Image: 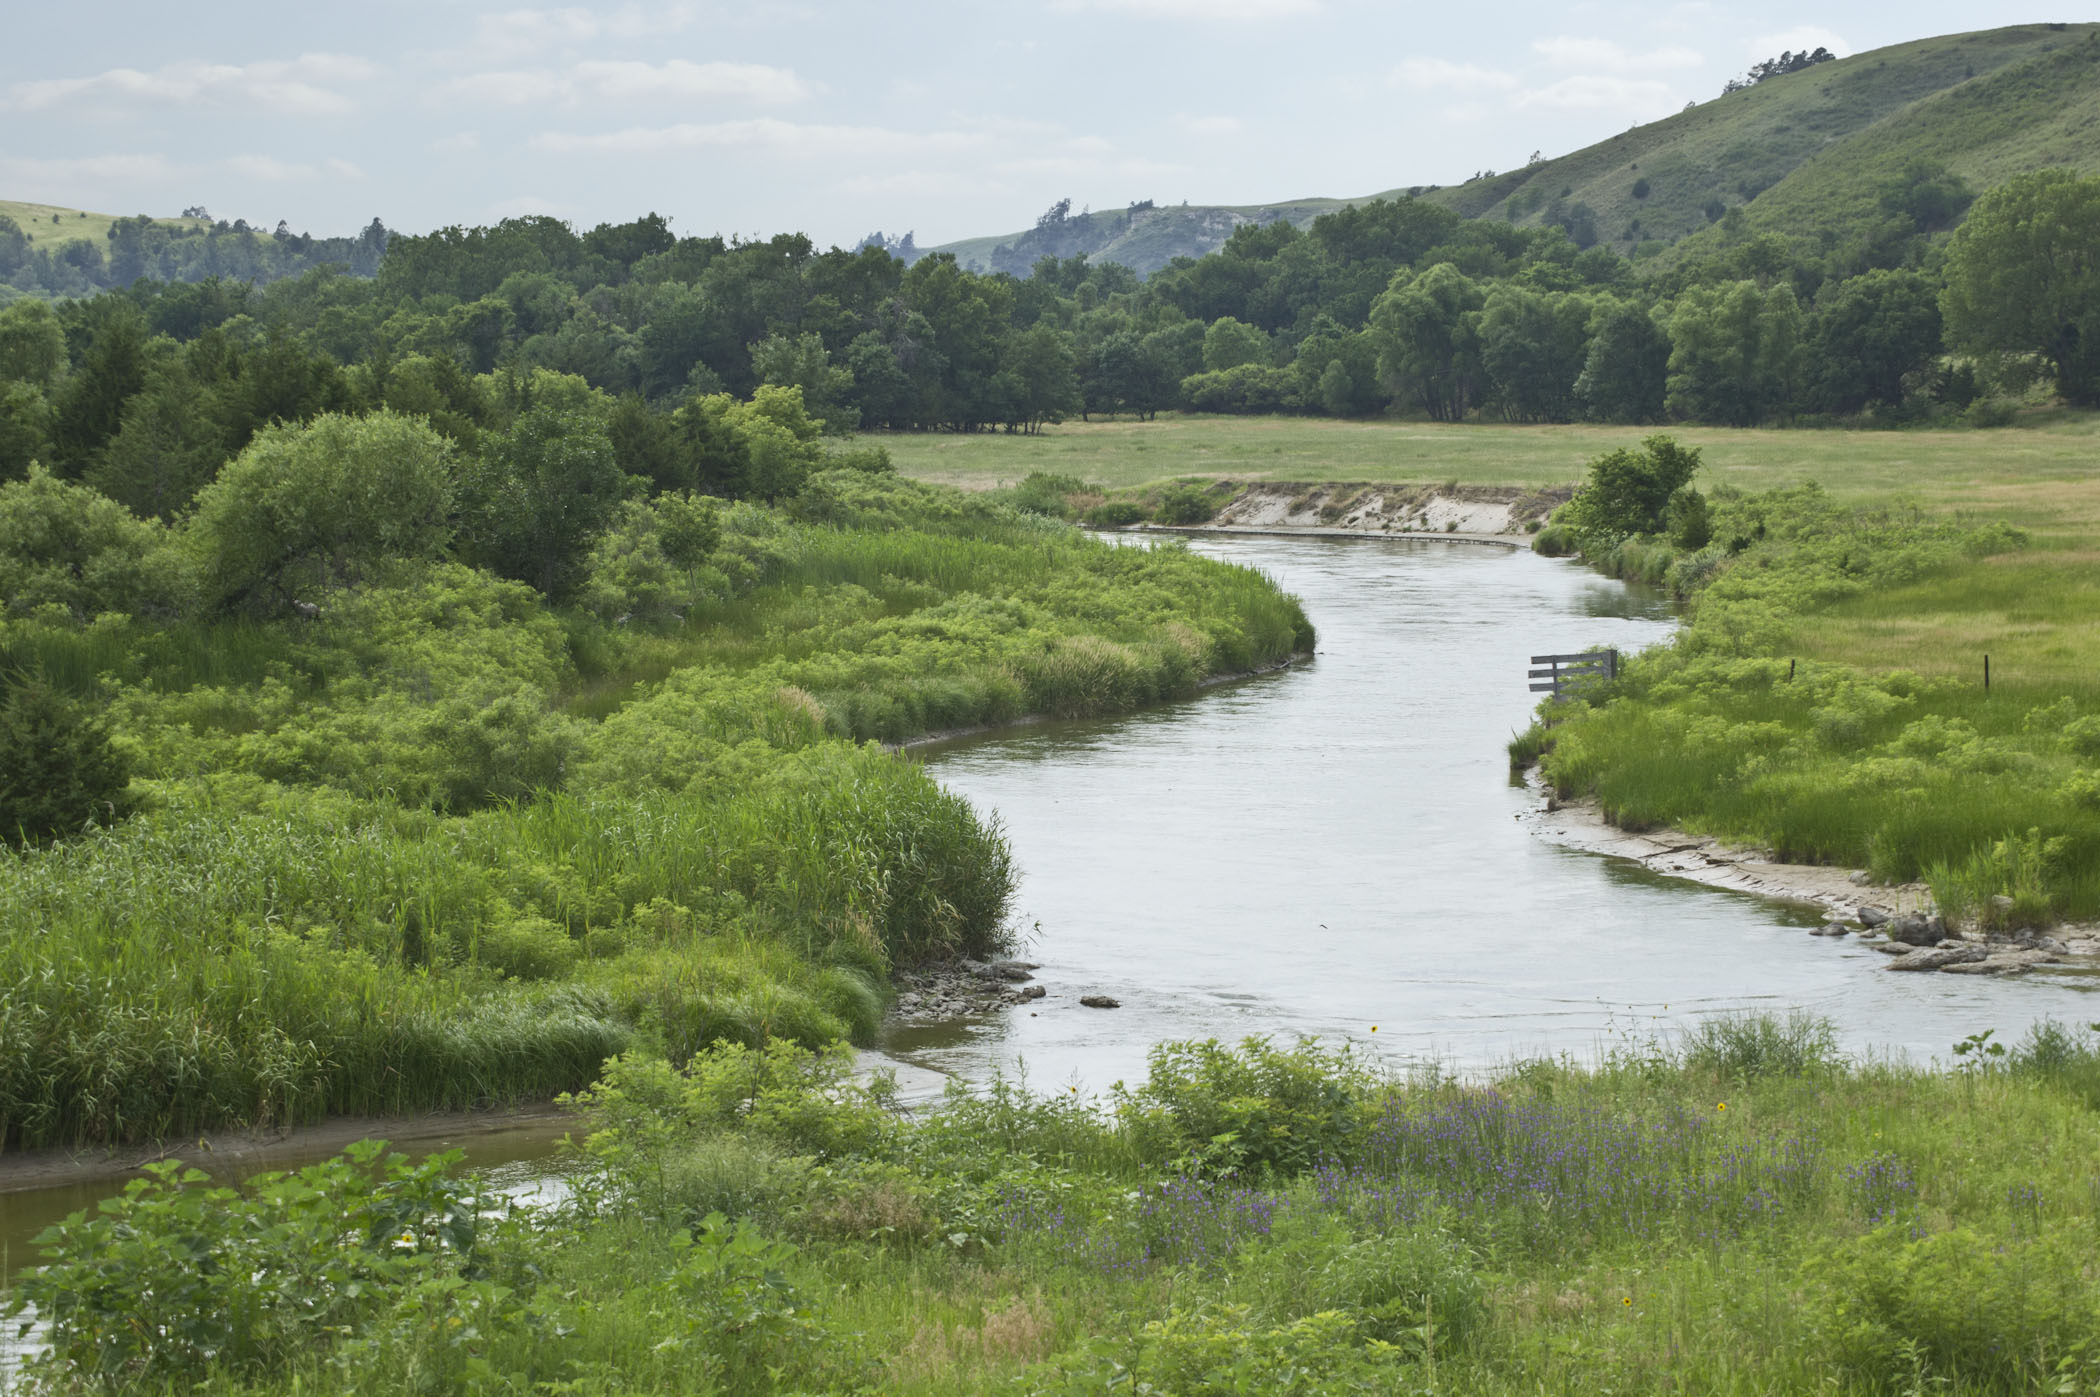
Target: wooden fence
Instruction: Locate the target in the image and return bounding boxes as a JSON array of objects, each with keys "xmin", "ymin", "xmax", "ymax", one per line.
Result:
[{"xmin": 1529, "ymin": 649, "xmax": 1619, "ymax": 696}]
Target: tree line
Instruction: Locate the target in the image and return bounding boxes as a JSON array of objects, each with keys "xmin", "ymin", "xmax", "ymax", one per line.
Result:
[
  {"xmin": 0, "ymin": 214, "xmax": 389, "ymax": 299},
  {"xmin": 0, "ymin": 164, "xmax": 2095, "ymax": 533}
]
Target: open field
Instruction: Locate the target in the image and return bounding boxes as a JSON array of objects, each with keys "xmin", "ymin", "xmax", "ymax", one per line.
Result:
[{"xmin": 886, "ymin": 413, "xmax": 2100, "ymax": 538}]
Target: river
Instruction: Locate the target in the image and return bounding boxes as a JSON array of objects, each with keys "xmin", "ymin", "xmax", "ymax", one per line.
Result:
[
  {"xmin": 6, "ymin": 531, "xmax": 2096, "ymax": 1321},
  {"xmin": 888, "ymin": 532, "xmax": 2100, "ymax": 1089}
]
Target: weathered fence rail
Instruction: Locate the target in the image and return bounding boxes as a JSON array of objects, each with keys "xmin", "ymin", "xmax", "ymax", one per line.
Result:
[{"xmin": 1529, "ymin": 649, "xmax": 1619, "ymax": 696}]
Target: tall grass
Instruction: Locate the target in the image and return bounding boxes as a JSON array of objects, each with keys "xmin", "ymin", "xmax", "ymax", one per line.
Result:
[
  {"xmin": 0, "ymin": 477, "xmax": 1310, "ymax": 1148},
  {"xmin": 1529, "ymin": 486, "xmax": 2100, "ymax": 919},
  {"xmin": 27, "ymin": 1014, "xmax": 2100, "ymax": 1394}
]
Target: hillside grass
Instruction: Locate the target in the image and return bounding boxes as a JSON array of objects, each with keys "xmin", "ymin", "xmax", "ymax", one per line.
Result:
[
  {"xmin": 1468, "ymin": 22, "xmax": 2100, "ymax": 256},
  {"xmin": 20, "ymin": 1020, "xmax": 2100, "ymax": 1393},
  {"xmin": 919, "ymin": 23, "xmax": 2100, "ymax": 272},
  {"xmin": 0, "ymin": 199, "xmax": 209, "ymax": 249}
]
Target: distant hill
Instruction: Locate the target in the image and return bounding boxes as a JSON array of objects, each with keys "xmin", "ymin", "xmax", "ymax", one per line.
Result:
[
  {"xmin": 1, "ymin": 199, "xmax": 212, "ymax": 252},
  {"xmin": 918, "ymin": 21, "xmax": 2100, "ymax": 276}
]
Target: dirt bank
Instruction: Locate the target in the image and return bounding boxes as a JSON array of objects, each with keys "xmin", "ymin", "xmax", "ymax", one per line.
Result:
[{"xmin": 1202, "ymin": 481, "xmax": 1570, "ymax": 543}]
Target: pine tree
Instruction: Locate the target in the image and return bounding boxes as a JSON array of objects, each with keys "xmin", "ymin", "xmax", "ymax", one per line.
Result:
[{"xmin": 0, "ymin": 672, "xmax": 134, "ymax": 845}]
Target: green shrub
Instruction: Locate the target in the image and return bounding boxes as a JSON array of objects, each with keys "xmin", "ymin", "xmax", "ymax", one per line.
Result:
[
  {"xmin": 11, "ymin": 1142, "xmax": 487, "ymax": 1388},
  {"xmin": 1084, "ymin": 500, "xmax": 1148, "ymax": 528},
  {"xmin": 0, "ymin": 668, "xmax": 133, "ymax": 845},
  {"xmin": 1115, "ymin": 1037, "xmax": 1374, "ymax": 1177},
  {"xmin": 1808, "ymin": 1224, "xmax": 2100, "ymax": 1385},
  {"xmin": 1029, "ymin": 1305, "xmax": 1404, "ymax": 1395},
  {"xmin": 1531, "ymin": 522, "xmax": 1579, "ymax": 556},
  {"xmin": 1681, "ymin": 1010, "xmax": 1839, "ymax": 1079},
  {"xmin": 1155, "ymin": 484, "xmax": 1219, "ymax": 525}
]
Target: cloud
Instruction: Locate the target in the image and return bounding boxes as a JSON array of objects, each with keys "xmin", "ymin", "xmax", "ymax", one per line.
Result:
[
  {"xmin": 532, "ymin": 118, "xmax": 988, "ymax": 158},
  {"xmin": 1530, "ymin": 36, "xmax": 1705, "ymax": 73},
  {"xmin": 432, "ymin": 131, "xmax": 482, "ymax": 154},
  {"xmin": 469, "ymin": 4, "xmax": 701, "ymax": 60},
  {"xmin": 1174, "ymin": 113, "xmax": 1243, "ymax": 137},
  {"xmin": 1517, "ymin": 74, "xmax": 1678, "ymax": 113},
  {"xmin": 226, "ymin": 155, "xmax": 318, "ymax": 180},
  {"xmin": 9, "ymin": 54, "xmax": 374, "ymax": 116},
  {"xmin": 571, "ymin": 60, "xmax": 811, "ymax": 103},
  {"xmin": 1748, "ymin": 27, "xmax": 1850, "ymax": 60},
  {"xmin": 838, "ymin": 169, "xmax": 972, "ymax": 197},
  {"xmin": 437, "ymin": 59, "xmax": 809, "ymax": 108},
  {"xmin": 438, "ymin": 70, "xmax": 561, "ymax": 106},
  {"xmin": 484, "ymin": 195, "xmax": 577, "ymax": 219},
  {"xmin": 0, "ymin": 153, "xmax": 185, "ymax": 184},
  {"xmin": 1052, "ymin": 0, "xmax": 1319, "ymax": 19},
  {"xmin": 1390, "ymin": 58, "xmax": 1519, "ymax": 92},
  {"xmin": 325, "ymin": 158, "xmax": 366, "ymax": 179}
]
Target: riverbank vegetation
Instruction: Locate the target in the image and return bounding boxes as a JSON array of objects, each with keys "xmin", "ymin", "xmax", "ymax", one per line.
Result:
[
  {"xmin": 1516, "ymin": 434, "xmax": 2100, "ymax": 926},
  {"xmin": 0, "ymin": 432, "xmax": 1310, "ymax": 1151},
  {"xmin": 15, "ymin": 1014, "xmax": 2100, "ymax": 1393}
]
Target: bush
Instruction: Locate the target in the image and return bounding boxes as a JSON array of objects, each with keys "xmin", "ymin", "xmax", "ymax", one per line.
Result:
[
  {"xmin": 1084, "ymin": 500, "xmax": 1148, "ymax": 528},
  {"xmin": 1531, "ymin": 522, "xmax": 1579, "ymax": 556},
  {"xmin": 1808, "ymin": 1223, "xmax": 2100, "ymax": 1385},
  {"xmin": 1681, "ymin": 1010, "xmax": 1839, "ymax": 1079},
  {"xmin": 1155, "ymin": 484, "xmax": 1219, "ymax": 526},
  {"xmin": 0, "ymin": 669, "xmax": 133, "ymax": 845},
  {"xmin": 0, "ymin": 464, "xmax": 191, "ymax": 620},
  {"xmin": 12, "ymin": 1143, "xmax": 488, "ymax": 1388},
  {"xmin": 188, "ymin": 411, "xmax": 455, "ymax": 613},
  {"xmin": 1114, "ymin": 1037, "xmax": 1374, "ymax": 1178},
  {"xmin": 1561, "ymin": 434, "xmax": 1701, "ymax": 549}
]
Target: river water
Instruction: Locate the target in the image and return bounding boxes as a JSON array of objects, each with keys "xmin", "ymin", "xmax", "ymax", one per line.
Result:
[
  {"xmin": 888, "ymin": 533, "xmax": 2100, "ymax": 1090},
  {"xmin": 7, "ymin": 532, "xmax": 2097, "ymax": 1323}
]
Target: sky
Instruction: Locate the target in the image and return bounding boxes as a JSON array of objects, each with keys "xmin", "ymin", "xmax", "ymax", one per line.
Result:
[{"xmin": 0, "ymin": 2, "xmax": 2055, "ymax": 249}]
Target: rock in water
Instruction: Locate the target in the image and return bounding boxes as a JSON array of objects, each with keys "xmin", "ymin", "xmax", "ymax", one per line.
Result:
[
  {"xmin": 1886, "ymin": 946, "xmax": 1986, "ymax": 972},
  {"xmin": 1079, "ymin": 995, "xmax": 1121, "ymax": 1009},
  {"xmin": 1887, "ymin": 915, "xmax": 1942, "ymax": 947},
  {"xmin": 1858, "ymin": 906, "xmax": 1893, "ymax": 929},
  {"xmin": 1019, "ymin": 985, "xmax": 1046, "ymax": 1000}
]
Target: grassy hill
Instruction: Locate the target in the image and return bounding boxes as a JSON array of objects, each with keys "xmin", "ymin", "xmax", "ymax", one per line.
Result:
[
  {"xmin": 1447, "ymin": 22, "xmax": 2100, "ymax": 258},
  {"xmin": 1, "ymin": 199, "xmax": 212, "ymax": 251},
  {"xmin": 920, "ymin": 21, "xmax": 2100, "ymax": 275}
]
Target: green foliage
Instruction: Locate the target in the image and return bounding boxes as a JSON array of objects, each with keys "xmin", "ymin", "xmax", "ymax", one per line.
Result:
[
  {"xmin": 0, "ymin": 668, "xmax": 133, "ymax": 845},
  {"xmin": 1154, "ymin": 483, "xmax": 1219, "ymax": 525},
  {"xmin": 1943, "ymin": 168, "xmax": 2100, "ymax": 405},
  {"xmin": 0, "ymin": 464, "xmax": 190, "ymax": 620},
  {"xmin": 1084, "ymin": 499, "xmax": 1148, "ymax": 527},
  {"xmin": 188, "ymin": 411, "xmax": 455, "ymax": 613},
  {"xmin": 1808, "ymin": 1223, "xmax": 2100, "ymax": 1385},
  {"xmin": 1559, "ymin": 434, "xmax": 1702, "ymax": 549},
  {"xmin": 12, "ymin": 1142, "xmax": 487, "ymax": 1388},
  {"xmin": 458, "ymin": 404, "xmax": 632, "ymax": 598},
  {"xmin": 1114, "ymin": 1037, "xmax": 1375, "ymax": 1178},
  {"xmin": 23, "ymin": 1013, "xmax": 2100, "ymax": 1394}
]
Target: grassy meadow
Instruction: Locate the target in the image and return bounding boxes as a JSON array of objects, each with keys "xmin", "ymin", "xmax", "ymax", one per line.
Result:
[
  {"xmin": 885, "ymin": 412, "xmax": 2100, "ymax": 523},
  {"xmin": 18, "ymin": 1017, "xmax": 2100, "ymax": 1393}
]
